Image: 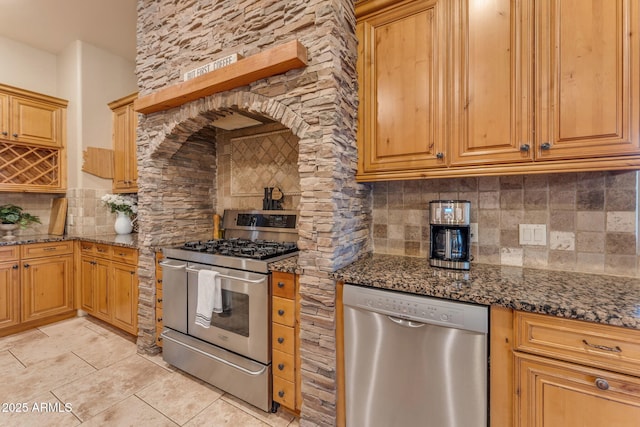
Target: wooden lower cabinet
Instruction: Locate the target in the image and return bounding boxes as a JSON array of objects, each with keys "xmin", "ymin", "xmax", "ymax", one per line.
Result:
[
  {"xmin": 271, "ymin": 271, "xmax": 300, "ymax": 414},
  {"xmin": 515, "ymin": 352, "xmax": 640, "ymax": 427},
  {"xmin": 21, "ymin": 254, "xmax": 73, "ymax": 322},
  {"xmin": 0, "ymin": 246, "xmax": 20, "ymax": 329},
  {"xmin": 78, "ymin": 241, "xmax": 138, "ymax": 335}
]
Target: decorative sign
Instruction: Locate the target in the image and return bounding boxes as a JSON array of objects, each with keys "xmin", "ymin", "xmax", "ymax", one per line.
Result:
[{"xmin": 183, "ymin": 53, "xmax": 241, "ymax": 81}]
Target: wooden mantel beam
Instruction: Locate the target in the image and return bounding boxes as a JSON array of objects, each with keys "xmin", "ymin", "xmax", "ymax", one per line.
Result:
[{"xmin": 133, "ymin": 40, "xmax": 308, "ymax": 115}]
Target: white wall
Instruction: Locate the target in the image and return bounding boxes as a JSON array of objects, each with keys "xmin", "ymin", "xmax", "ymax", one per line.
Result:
[{"xmin": 0, "ymin": 35, "xmax": 58, "ymax": 96}]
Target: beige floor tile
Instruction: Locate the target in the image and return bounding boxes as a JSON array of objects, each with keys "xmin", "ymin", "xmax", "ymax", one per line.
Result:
[
  {"xmin": 0, "ymin": 349, "xmax": 25, "ymax": 372},
  {"xmin": 72, "ymin": 332, "xmax": 137, "ymax": 369},
  {"xmin": 79, "ymin": 395, "xmax": 177, "ymax": 427},
  {"xmin": 52, "ymin": 354, "xmax": 172, "ymax": 421},
  {"xmin": 221, "ymin": 394, "xmax": 295, "ymax": 427},
  {"xmin": 140, "ymin": 351, "xmax": 178, "ymax": 372},
  {"xmin": 0, "ymin": 328, "xmax": 47, "ymax": 353},
  {"xmin": 0, "ymin": 352, "xmax": 95, "ymax": 403},
  {"xmin": 184, "ymin": 399, "xmax": 270, "ymax": 427},
  {"xmin": 136, "ymin": 370, "xmax": 224, "ymax": 425},
  {"xmin": 0, "ymin": 391, "xmax": 80, "ymax": 427}
]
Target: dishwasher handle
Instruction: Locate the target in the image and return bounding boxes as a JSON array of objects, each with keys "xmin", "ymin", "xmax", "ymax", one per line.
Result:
[{"xmin": 387, "ymin": 316, "xmax": 426, "ymax": 328}]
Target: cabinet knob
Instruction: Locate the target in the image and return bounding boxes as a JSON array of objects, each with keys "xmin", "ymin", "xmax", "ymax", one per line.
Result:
[
  {"xmin": 277, "ymin": 281, "xmax": 285, "ymax": 288},
  {"xmin": 520, "ymin": 144, "xmax": 530, "ymax": 152},
  {"xmin": 540, "ymin": 142, "xmax": 552, "ymax": 150},
  {"xmin": 278, "ymin": 363, "xmax": 285, "ymax": 371},
  {"xmin": 1, "ymin": 131, "xmax": 7, "ymax": 136},
  {"xmin": 278, "ymin": 309, "xmax": 285, "ymax": 316},
  {"xmin": 157, "ymin": 279, "xmax": 162, "ymax": 283},
  {"xmin": 595, "ymin": 378, "xmax": 610, "ymax": 391},
  {"xmin": 278, "ymin": 390, "xmax": 285, "ymax": 398},
  {"xmin": 436, "ymin": 152, "xmax": 444, "ymax": 159},
  {"xmin": 12, "ymin": 264, "xmax": 19, "ymax": 269},
  {"xmin": 157, "ymin": 317, "xmax": 163, "ymax": 322},
  {"xmin": 12, "ymin": 133, "xmax": 18, "ymax": 138},
  {"xmin": 157, "ymin": 298, "xmax": 163, "ymax": 303},
  {"xmin": 23, "ymin": 263, "xmax": 30, "ymax": 268},
  {"xmin": 277, "ymin": 337, "xmax": 285, "ymax": 344}
]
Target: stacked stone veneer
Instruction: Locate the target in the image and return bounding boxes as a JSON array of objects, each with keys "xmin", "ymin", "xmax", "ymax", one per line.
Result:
[{"xmin": 135, "ymin": 1, "xmax": 369, "ymax": 426}]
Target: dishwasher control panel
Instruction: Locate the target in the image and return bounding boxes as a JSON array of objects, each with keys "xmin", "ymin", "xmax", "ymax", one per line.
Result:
[{"xmin": 343, "ymin": 284, "xmax": 488, "ymax": 333}]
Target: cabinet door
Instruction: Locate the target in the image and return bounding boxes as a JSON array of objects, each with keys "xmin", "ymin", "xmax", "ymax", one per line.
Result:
[
  {"xmin": 112, "ymin": 101, "xmax": 138, "ymax": 193},
  {"xmin": 357, "ymin": 0, "xmax": 447, "ymax": 176},
  {"xmin": 21, "ymin": 255, "xmax": 73, "ymax": 322},
  {"xmin": 536, "ymin": 0, "xmax": 640, "ymax": 160},
  {"xmin": 94, "ymin": 258, "xmax": 111, "ymax": 322},
  {"xmin": 79, "ymin": 257, "xmax": 95, "ymax": 313},
  {"xmin": 111, "ymin": 262, "xmax": 138, "ymax": 335},
  {"xmin": 0, "ymin": 260, "xmax": 20, "ymax": 329},
  {"xmin": 0, "ymin": 93, "xmax": 8, "ymax": 140},
  {"xmin": 450, "ymin": 0, "xmax": 533, "ymax": 166},
  {"xmin": 516, "ymin": 352, "xmax": 640, "ymax": 427},
  {"xmin": 10, "ymin": 96, "xmax": 63, "ymax": 147}
]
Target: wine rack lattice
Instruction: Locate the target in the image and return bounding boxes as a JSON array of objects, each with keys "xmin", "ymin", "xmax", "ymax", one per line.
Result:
[{"xmin": 0, "ymin": 141, "xmax": 60, "ymax": 187}]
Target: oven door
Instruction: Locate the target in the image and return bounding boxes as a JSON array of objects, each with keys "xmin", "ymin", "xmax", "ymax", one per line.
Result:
[{"xmin": 186, "ymin": 263, "xmax": 270, "ymax": 364}]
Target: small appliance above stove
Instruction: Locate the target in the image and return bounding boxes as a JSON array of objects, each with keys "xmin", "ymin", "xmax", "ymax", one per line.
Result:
[{"xmin": 163, "ymin": 210, "xmax": 299, "ymax": 273}]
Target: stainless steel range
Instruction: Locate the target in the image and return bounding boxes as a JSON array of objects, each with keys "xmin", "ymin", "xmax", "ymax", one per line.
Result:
[{"xmin": 160, "ymin": 210, "xmax": 298, "ymax": 412}]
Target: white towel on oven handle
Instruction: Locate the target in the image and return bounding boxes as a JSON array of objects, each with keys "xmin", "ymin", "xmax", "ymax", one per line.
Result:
[{"xmin": 195, "ymin": 269, "xmax": 222, "ymax": 328}]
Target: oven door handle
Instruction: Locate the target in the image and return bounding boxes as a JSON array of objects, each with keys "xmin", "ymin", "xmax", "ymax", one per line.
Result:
[
  {"xmin": 185, "ymin": 267, "xmax": 266, "ymax": 284},
  {"xmin": 160, "ymin": 332, "xmax": 268, "ymax": 376},
  {"xmin": 159, "ymin": 261, "xmax": 187, "ymax": 269}
]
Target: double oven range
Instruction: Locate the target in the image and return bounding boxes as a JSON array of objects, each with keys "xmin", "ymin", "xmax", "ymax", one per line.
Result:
[{"xmin": 160, "ymin": 210, "xmax": 299, "ymax": 412}]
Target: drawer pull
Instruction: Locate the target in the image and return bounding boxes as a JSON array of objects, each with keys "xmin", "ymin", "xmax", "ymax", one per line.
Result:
[
  {"xmin": 278, "ymin": 363, "xmax": 285, "ymax": 371},
  {"xmin": 277, "ymin": 337, "xmax": 285, "ymax": 344},
  {"xmin": 277, "ymin": 281, "xmax": 285, "ymax": 288},
  {"xmin": 278, "ymin": 309, "xmax": 285, "ymax": 316},
  {"xmin": 582, "ymin": 339, "xmax": 622, "ymax": 353},
  {"xmin": 595, "ymin": 378, "xmax": 610, "ymax": 391},
  {"xmin": 278, "ymin": 390, "xmax": 285, "ymax": 398}
]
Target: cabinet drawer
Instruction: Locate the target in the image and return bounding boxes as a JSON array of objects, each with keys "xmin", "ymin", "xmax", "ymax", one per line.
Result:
[
  {"xmin": 0, "ymin": 245, "xmax": 19, "ymax": 261},
  {"xmin": 273, "ymin": 376, "xmax": 296, "ymax": 409},
  {"xmin": 78, "ymin": 241, "xmax": 95, "ymax": 255},
  {"xmin": 21, "ymin": 241, "xmax": 73, "ymax": 258},
  {"xmin": 273, "ymin": 349, "xmax": 295, "ymax": 382},
  {"xmin": 272, "ymin": 323, "xmax": 295, "ymax": 354},
  {"xmin": 272, "ymin": 272, "xmax": 295, "ymax": 299},
  {"xmin": 272, "ymin": 296, "xmax": 295, "ymax": 327},
  {"xmin": 515, "ymin": 311, "xmax": 640, "ymax": 377},
  {"xmin": 111, "ymin": 246, "xmax": 138, "ymax": 265},
  {"xmin": 94, "ymin": 244, "xmax": 112, "ymax": 258}
]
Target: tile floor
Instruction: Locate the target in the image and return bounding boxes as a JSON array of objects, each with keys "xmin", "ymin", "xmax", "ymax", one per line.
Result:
[{"xmin": 0, "ymin": 316, "xmax": 299, "ymax": 426}]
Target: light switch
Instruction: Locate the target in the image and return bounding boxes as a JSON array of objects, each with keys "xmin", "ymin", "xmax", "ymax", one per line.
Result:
[{"xmin": 519, "ymin": 224, "xmax": 547, "ymax": 246}]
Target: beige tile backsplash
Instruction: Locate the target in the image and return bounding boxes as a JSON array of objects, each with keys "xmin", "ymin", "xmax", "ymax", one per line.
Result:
[{"xmin": 371, "ymin": 171, "xmax": 640, "ymax": 277}]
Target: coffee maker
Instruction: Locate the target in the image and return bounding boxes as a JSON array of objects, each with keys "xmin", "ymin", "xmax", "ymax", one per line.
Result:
[{"xmin": 429, "ymin": 200, "xmax": 471, "ymax": 270}]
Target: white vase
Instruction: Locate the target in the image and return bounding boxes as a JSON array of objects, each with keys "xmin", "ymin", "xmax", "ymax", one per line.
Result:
[
  {"xmin": 114, "ymin": 211, "xmax": 133, "ymax": 235},
  {"xmin": 0, "ymin": 223, "xmax": 19, "ymax": 240}
]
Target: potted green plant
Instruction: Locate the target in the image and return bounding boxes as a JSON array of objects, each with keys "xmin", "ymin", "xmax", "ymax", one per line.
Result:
[{"xmin": 0, "ymin": 204, "xmax": 41, "ymax": 240}]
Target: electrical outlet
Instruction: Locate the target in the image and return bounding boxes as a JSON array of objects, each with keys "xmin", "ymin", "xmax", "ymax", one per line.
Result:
[
  {"xmin": 470, "ymin": 223, "xmax": 478, "ymax": 243},
  {"xmin": 519, "ymin": 224, "xmax": 547, "ymax": 246},
  {"xmin": 68, "ymin": 214, "xmax": 74, "ymax": 226}
]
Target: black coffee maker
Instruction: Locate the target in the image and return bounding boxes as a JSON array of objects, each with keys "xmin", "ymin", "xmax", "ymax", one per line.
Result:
[{"xmin": 429, "ymin": 200, "xmax": 471, "ymax": 270}]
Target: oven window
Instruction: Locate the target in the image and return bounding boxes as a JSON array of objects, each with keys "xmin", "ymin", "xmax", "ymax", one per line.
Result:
[{"xmin": 210, "ymin": 289, "xmax": 249, "ymax": 337}]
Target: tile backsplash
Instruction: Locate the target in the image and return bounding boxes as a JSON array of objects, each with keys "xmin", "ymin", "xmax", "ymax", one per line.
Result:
[{"xmin": 371, "ymin": 171, "xmax": 640, "ymax": 277}]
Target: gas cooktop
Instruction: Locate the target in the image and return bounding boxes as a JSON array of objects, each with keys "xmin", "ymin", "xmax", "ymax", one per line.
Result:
[{"xmin": 180, "ymin": 238, "xmax": 298, "ymax": 260}]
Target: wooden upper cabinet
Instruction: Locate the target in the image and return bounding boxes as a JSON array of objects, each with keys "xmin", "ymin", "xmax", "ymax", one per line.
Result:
[
  {"xmin": 356, "ymin": 0, "xmax": 447, "ymax": 177},
  {"xmin": 10, "ymin": 96, "xmax": 64, "ymax": 147},
  {"xmin": 0, "ymin": 93, "xmax": 8, "ymax": 140},
  {"xmin": 535, "ymin": 0, "xmax": 640, "ymax": 160},
  {"xmin": 109, "ymin": 92, "xmax": 138, "ymax": 193},
  {"xmin": 449, "ymin": 0, "xmax": 533, "ymax": 166}
]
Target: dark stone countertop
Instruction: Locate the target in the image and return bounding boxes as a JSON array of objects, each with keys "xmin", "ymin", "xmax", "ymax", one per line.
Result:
[
  {"xmin": 269, "ymin": 255, "xmax": 299, "ymax": 274},
  {"xmin": 331, "ymin": 253, "xmax": 640, "ymax": 330},
  {"xmin": 0, "ymin": 233, "xmax": 139, "ymax": 249}
]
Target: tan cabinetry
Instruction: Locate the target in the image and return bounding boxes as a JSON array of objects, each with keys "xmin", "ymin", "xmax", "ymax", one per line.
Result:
[
  {"xmin": 0, "ymin": 83, "xmax": 68, "ymax": 192},
  {"xmin": 155, "ymin": 250, "xmax": 163, "ymax": 347},
  {"xmin": 78, "ymin": 241, "xmax": 138, "ymax": 335},
  {"xmin": 355, "ymin": 0, "xmax": 640, "ymax": 181},
  {"xmin": 109, "ymin": 92, "xmax": 138, "ymax": 193},
  {"xmin": 514, "ymin": 311, "xmax": 640, "ymax": 426},
  {"xmin": 271, "ymin": 271, "xmax": 301, "ymax": 413},
  {"xmin": 0, "ymin": 246, "xmax": 20, "ymax": 329}
]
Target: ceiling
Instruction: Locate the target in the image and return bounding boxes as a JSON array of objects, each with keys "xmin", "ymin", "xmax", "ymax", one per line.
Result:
[{"xmin": 0, "ymin": 0, "xmax": 137, "ymax": 62}]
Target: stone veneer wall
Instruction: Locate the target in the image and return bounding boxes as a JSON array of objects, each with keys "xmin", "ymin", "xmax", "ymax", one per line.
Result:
[
  {"xmin": 372, "ymin": 171, "xmax": 640, "ymax": 277},
  {"xmin": 135, "ymin": 2, "xmax": 367, "ymax": 426}
]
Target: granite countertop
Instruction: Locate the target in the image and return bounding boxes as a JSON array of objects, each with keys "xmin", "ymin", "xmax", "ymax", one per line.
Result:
[
  {"xmin": 269, "ymin": 255, "xmax": 300, "ymax": 274},
  {"xmin": 0, "ymin": 233, "xmax": 139, "ymax": 248},
  {"xmin": 331, "ymin": 253, "xmax": 640, "ymax": 330}
]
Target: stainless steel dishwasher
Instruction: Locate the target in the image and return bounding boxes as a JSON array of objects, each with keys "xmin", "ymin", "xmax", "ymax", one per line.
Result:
[{"xmin": 343, "ymin": 284, "xmax": 489, "ymax": 427}]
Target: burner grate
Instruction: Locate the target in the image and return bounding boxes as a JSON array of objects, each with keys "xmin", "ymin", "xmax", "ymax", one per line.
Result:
[{"xmin": 179, "ymin": 238, "xmax": 298, "ymax": 260}]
